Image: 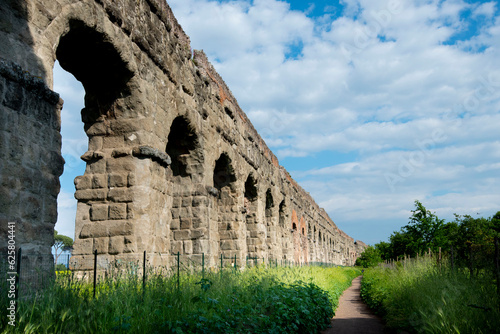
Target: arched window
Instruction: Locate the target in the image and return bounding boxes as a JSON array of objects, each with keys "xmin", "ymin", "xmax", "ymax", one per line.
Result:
[
  {"xmin": 166, "ymin": 116, "xmax": 199, "ymax": 177},
  {"xmin": 244, "ymin": 174, "xmax": 258, "ymax": 201},
  {"xmin": 265, "ymin": 189, "xmax": 274, "ymax": 210},
  {"xmin": 213, "ymin": 153, "xmax": 236, "ymax": 190}
]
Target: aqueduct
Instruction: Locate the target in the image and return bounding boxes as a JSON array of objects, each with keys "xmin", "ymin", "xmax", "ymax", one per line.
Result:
[{"xmin": 0, "ymin": 0, "xmax": 366, "ymax": 276}]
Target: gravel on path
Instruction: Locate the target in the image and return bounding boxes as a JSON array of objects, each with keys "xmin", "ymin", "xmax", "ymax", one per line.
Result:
[{"xmin": 322, "ymin": 276, "xmax": 385, "ymax": 334}]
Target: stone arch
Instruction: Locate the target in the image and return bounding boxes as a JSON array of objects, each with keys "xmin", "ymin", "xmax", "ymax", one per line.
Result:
[
  {"xmin": 166, "ymin": 116, "xmax": 202, "ymax": 178},
  {"xmin": 244, "ymin": 174, "xmax": 258, "ymax": 202},
  {"xmin": 213, "ymin": 153, "xmax": 238, "ymax": 261},
  {"xmin": 213, "ymin": 153, "xmax": 236, "ymax": 191},
  {"xmin": 55, "ymin": 18, "xmax": 143, "ymax": 271},
  {"xmin": 278, "ymin": 200, "xmax": 287, "ymax": 227},
  {"xmin": 244, "ymin": 174, "xmax": 262, "ymax": 260},
  {"xmin": 56, "ymin": 19, "xmax": 134, "ymax": 126},
  {"xmin": 264, "ymin": 188, "xmax": 278, "ymax": 258},
  {"xmin": 278, "ymin": 199, "xmax": 291, "ymax": 260},
  {"xmin": 265, "ymin": 189, "xmax": 274, "ymax": 210}
]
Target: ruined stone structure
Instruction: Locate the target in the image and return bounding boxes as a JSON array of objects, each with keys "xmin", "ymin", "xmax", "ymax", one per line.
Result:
[{"xmin": 0, "ymin": 0, "xmax": 366, "ymax": 275}]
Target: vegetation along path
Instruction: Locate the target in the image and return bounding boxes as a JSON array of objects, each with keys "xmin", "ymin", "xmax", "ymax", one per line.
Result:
[{"xmin": 323, "ymin": 276, "xmax": 384, "ymax": 334}]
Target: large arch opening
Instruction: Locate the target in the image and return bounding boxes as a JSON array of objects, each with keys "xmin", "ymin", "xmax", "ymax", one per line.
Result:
[
  {"xmin": 244, "ymin": 174, "xmax": 260, "ymax": 259},
  {"xmin": 213, "ymin": 153, "xmax": 236, "ymax": 191},
  {"xmin": 166, "ymin": 116, "xmax": 200, "ymax": 178},
  {"xmin": 54, "ymin": 20, "xmax": 135, "ymax": 270},
  {"xmin": 213, "ymin": 153, "xmax": 238, "ymax": 261},
  {"xmin": 56, "ymin": 19, "xmax": 133, "ymax": 127},
  {"xmin": 53, "ymin": 61, "xmax": 86, "ymax": 267}
]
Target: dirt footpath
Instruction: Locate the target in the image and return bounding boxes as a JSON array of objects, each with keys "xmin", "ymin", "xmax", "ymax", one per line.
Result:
[{"xmin": 322, "ymin": 276, "xmax": 385, "ymax": 334}]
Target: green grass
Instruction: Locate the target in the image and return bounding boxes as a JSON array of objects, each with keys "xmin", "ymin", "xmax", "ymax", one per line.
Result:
[
  {"xmin": 361, "ymin": 257, "xmax": 500, "ymax": 333},
  {"xmin": 1, "ymin": 265, "xmax": 360, "ymax": 333}
]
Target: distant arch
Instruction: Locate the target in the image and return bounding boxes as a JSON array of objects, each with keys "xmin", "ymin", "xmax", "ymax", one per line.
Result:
[
  {"xmin": 166, "ymin": 116, "xmax": 200, "ymax": 177},
  {"xmin": 213, "ymin": 153, "xmax": 236, "ymax": 190},
  {"xmin": 244, "ymin": 174, "xmax": 258, "ymax": 201}
]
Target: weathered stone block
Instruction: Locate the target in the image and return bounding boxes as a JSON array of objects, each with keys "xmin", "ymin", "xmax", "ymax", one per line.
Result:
[
  {"xmin": 108, "ymin": 173, "xmax": 126, "ymax": 187},
  {"xmin": 108, "ymin": 236, "xmax": 125, "ymax": 254},
  {"xmin": 191, "ymin": 228, "xmax": 206, "ymax": 239},
  {"xmin": 72, "ymin": 238, "xmax": 92, "ymax": 254},
  {"xmin": 180, "ymin": 218, "xmax": 192, "ymax": 230},
  {"xmin": 220, "ymin": 240, "xmax": 233, "ymax": 250},
  {"xmin": 127, "ymin": 173, "xmax": 136, "ymax": 186},
  {"xmin": 107, "ymin": 221, "xmax": 134, "ymax": 236},
  {"xmin": 178, "ymin": 207, "xmax": 191, "ymax": 218},
  {"xmin": 170, "ymin": 219, "xmax": 180, "ymax": 230},
  {"xmin": 191, "ymin": 207, "xmax": 206, "ymax": 218},
  {"xmin": 171, "ymin": 241, "xmax": 182, "ymax": 254},
  {"xmin": 192, "ymin": 196, "xmax": 207, "ymax": 207},
  {"xmin": 93, "ymin": 237, "xmax": 109, "ymax": 254},
  {"xmin": 183, "ymin": 240, "xmax": 193, "ymax": 254},
  {"xmin": 172, "ymin": 197, "xmax": 181, "ymax": 208},
  {"xmin": 75, "ymin": 189, "xmax": 107, "ymax": 201},
  {"xmin": 193, "ymin": 240, "xmax": 209, "ymax": 254},
  {"xmin": 90, "ymin": 204, "xmax": 108, "ymax": 221},
  {"xmin": 71, "ymin": 175, "xmax": 92, "ymax": 190},
  {"xmin": 181, "ymin": 197, "xmax": 191, "ymax": 207},
  {"xmin": 92, "ymin": 174, "xmax": 107, "ymax": 189},
  {"xmin": 109, "ymin": 203, "xmax": 127, "ymax": 220},
  {"xmin": 192, "ymin": 218, "xmax": 204, "ymax": 228},
  {"xmin": 102, "ymin": 135, "xmax": 124, "ymax": 149},
  {"xmin": 108, "ymin": 188, "xmax": 133, "ymax": 202},
  {"xmin": 171, "ymin": 208, "xmax": 180, "ymax": 219},
  {"xmin": 174, "ymin": 230, "xmax": 190, "ymax": 240}
]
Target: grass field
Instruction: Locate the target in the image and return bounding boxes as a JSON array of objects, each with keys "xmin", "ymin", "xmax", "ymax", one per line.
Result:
[
  {"xmin": 361, "ymin": 257, "xmax": 500, "ymax": 333},
  {"xmin": 1, "ymin": 265, "xmax": 360, "ymax": 333}
]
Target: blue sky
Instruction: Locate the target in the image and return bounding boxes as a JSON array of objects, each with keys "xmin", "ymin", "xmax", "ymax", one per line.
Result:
[{"xmin": 54, "ymin": 0, "xmax": 500, "ymax": 246}]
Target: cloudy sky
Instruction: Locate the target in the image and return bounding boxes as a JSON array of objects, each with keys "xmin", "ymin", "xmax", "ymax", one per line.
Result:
[{"xmin": 54, "ymin": 0, "xmax": 500, "ymax": 246}]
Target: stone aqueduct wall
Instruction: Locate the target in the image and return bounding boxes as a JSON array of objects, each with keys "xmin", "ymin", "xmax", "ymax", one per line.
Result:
[{"xmin": 0, "ymin": 0, "xmax": 366, "ymax": 274}]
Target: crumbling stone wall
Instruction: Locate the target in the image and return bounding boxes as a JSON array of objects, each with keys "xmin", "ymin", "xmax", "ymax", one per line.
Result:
[{"xmin": 0, "ymin": 0, "xmax": 366, "ymax": 274}]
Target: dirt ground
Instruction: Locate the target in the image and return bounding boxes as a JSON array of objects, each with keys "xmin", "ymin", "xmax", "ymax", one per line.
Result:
[{"xmin": 322, "ymin": 276, "xmax": 385, "ymax": 334}]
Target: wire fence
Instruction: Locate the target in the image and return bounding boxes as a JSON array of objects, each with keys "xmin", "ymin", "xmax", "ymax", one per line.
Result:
[{"xmin": 0, "ymin": 249, "xmax": 342, "ymax": 299}]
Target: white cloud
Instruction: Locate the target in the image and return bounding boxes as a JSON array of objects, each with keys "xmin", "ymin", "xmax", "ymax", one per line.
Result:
[
  {"xmin": 48, "ymin": 0, "xmax": 500, "ymax": 246},
  {"xmin": 165, "ymin": 0, "xmax": 500, "ymax": 244}
]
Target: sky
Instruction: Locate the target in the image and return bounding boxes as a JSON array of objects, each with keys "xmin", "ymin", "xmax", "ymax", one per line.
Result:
[{"xmin": 54, "ymin": 0, "xmax": 500, "ymax": 246}]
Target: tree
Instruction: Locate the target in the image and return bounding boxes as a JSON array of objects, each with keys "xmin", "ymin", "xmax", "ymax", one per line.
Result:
[
  {"xmin": 402, "ymin": 200, "xmax": 446, "ymax": 256},
  {"xmin": 355, "ymin": 246, "xmax": 382, "ymax": 268},
  {"xmin": 53, "ymin": 230, "xmax": 73, "ymax": 265}
]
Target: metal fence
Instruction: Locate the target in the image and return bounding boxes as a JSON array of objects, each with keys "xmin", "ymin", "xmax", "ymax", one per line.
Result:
[{"xmin": 0, "ymin": 249, "xmax": 342, "ymax": 299}]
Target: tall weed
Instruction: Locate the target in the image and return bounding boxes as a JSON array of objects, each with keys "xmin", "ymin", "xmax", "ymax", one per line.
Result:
[
  {"xmin": 1, "ymin": 265, "xmax": 359, "ymax": 333},
  {"xmin": 361, "ymin": 257, "xmax": 500, "ymax": 333}
]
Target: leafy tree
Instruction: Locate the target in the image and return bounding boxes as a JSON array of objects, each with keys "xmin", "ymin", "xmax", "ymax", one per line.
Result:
[
  {"xmin": 374, "ymin": 241, "xmax": 392, "ymax": 261},
  {"xmin": 402, "ymin": 200, "xmax": 446, "ymax": 256},
  {"xmin": 53, "ymin": 230, "xmax": 73, "ymax": 265},
  {"xmin": 388, "ymin": 231, "xmax": 413, "ymax": 259},
  {"xmin": 355, "ymin": 246, "xmax": 382, "ymax": 268}
]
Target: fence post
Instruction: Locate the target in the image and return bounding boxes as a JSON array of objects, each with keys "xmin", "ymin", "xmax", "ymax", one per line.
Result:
[
  {"xmin": 93, "ymin": 249, "xmax": 97, "ymax": 298},
  {"xmin": 220, "ymin": 253, "xmax": 223, "ymax": 279},
  {"xmin": 15, "ymin": 248, "xmax": 22, "ymax": 300},
  {"xmin": 176, "ymin": 252, "xmax": 180, "ymax": 292},
  {"xmin": 234, "ymin": 254, "xmax": 237, "ymax": 273},
  {"xmin": 143, "ymin": 250, "xmax": 146, "ymax": 296},
  {"xmin": 202, "ymin": 253, "xmax": 205, "ymax": 279}
]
